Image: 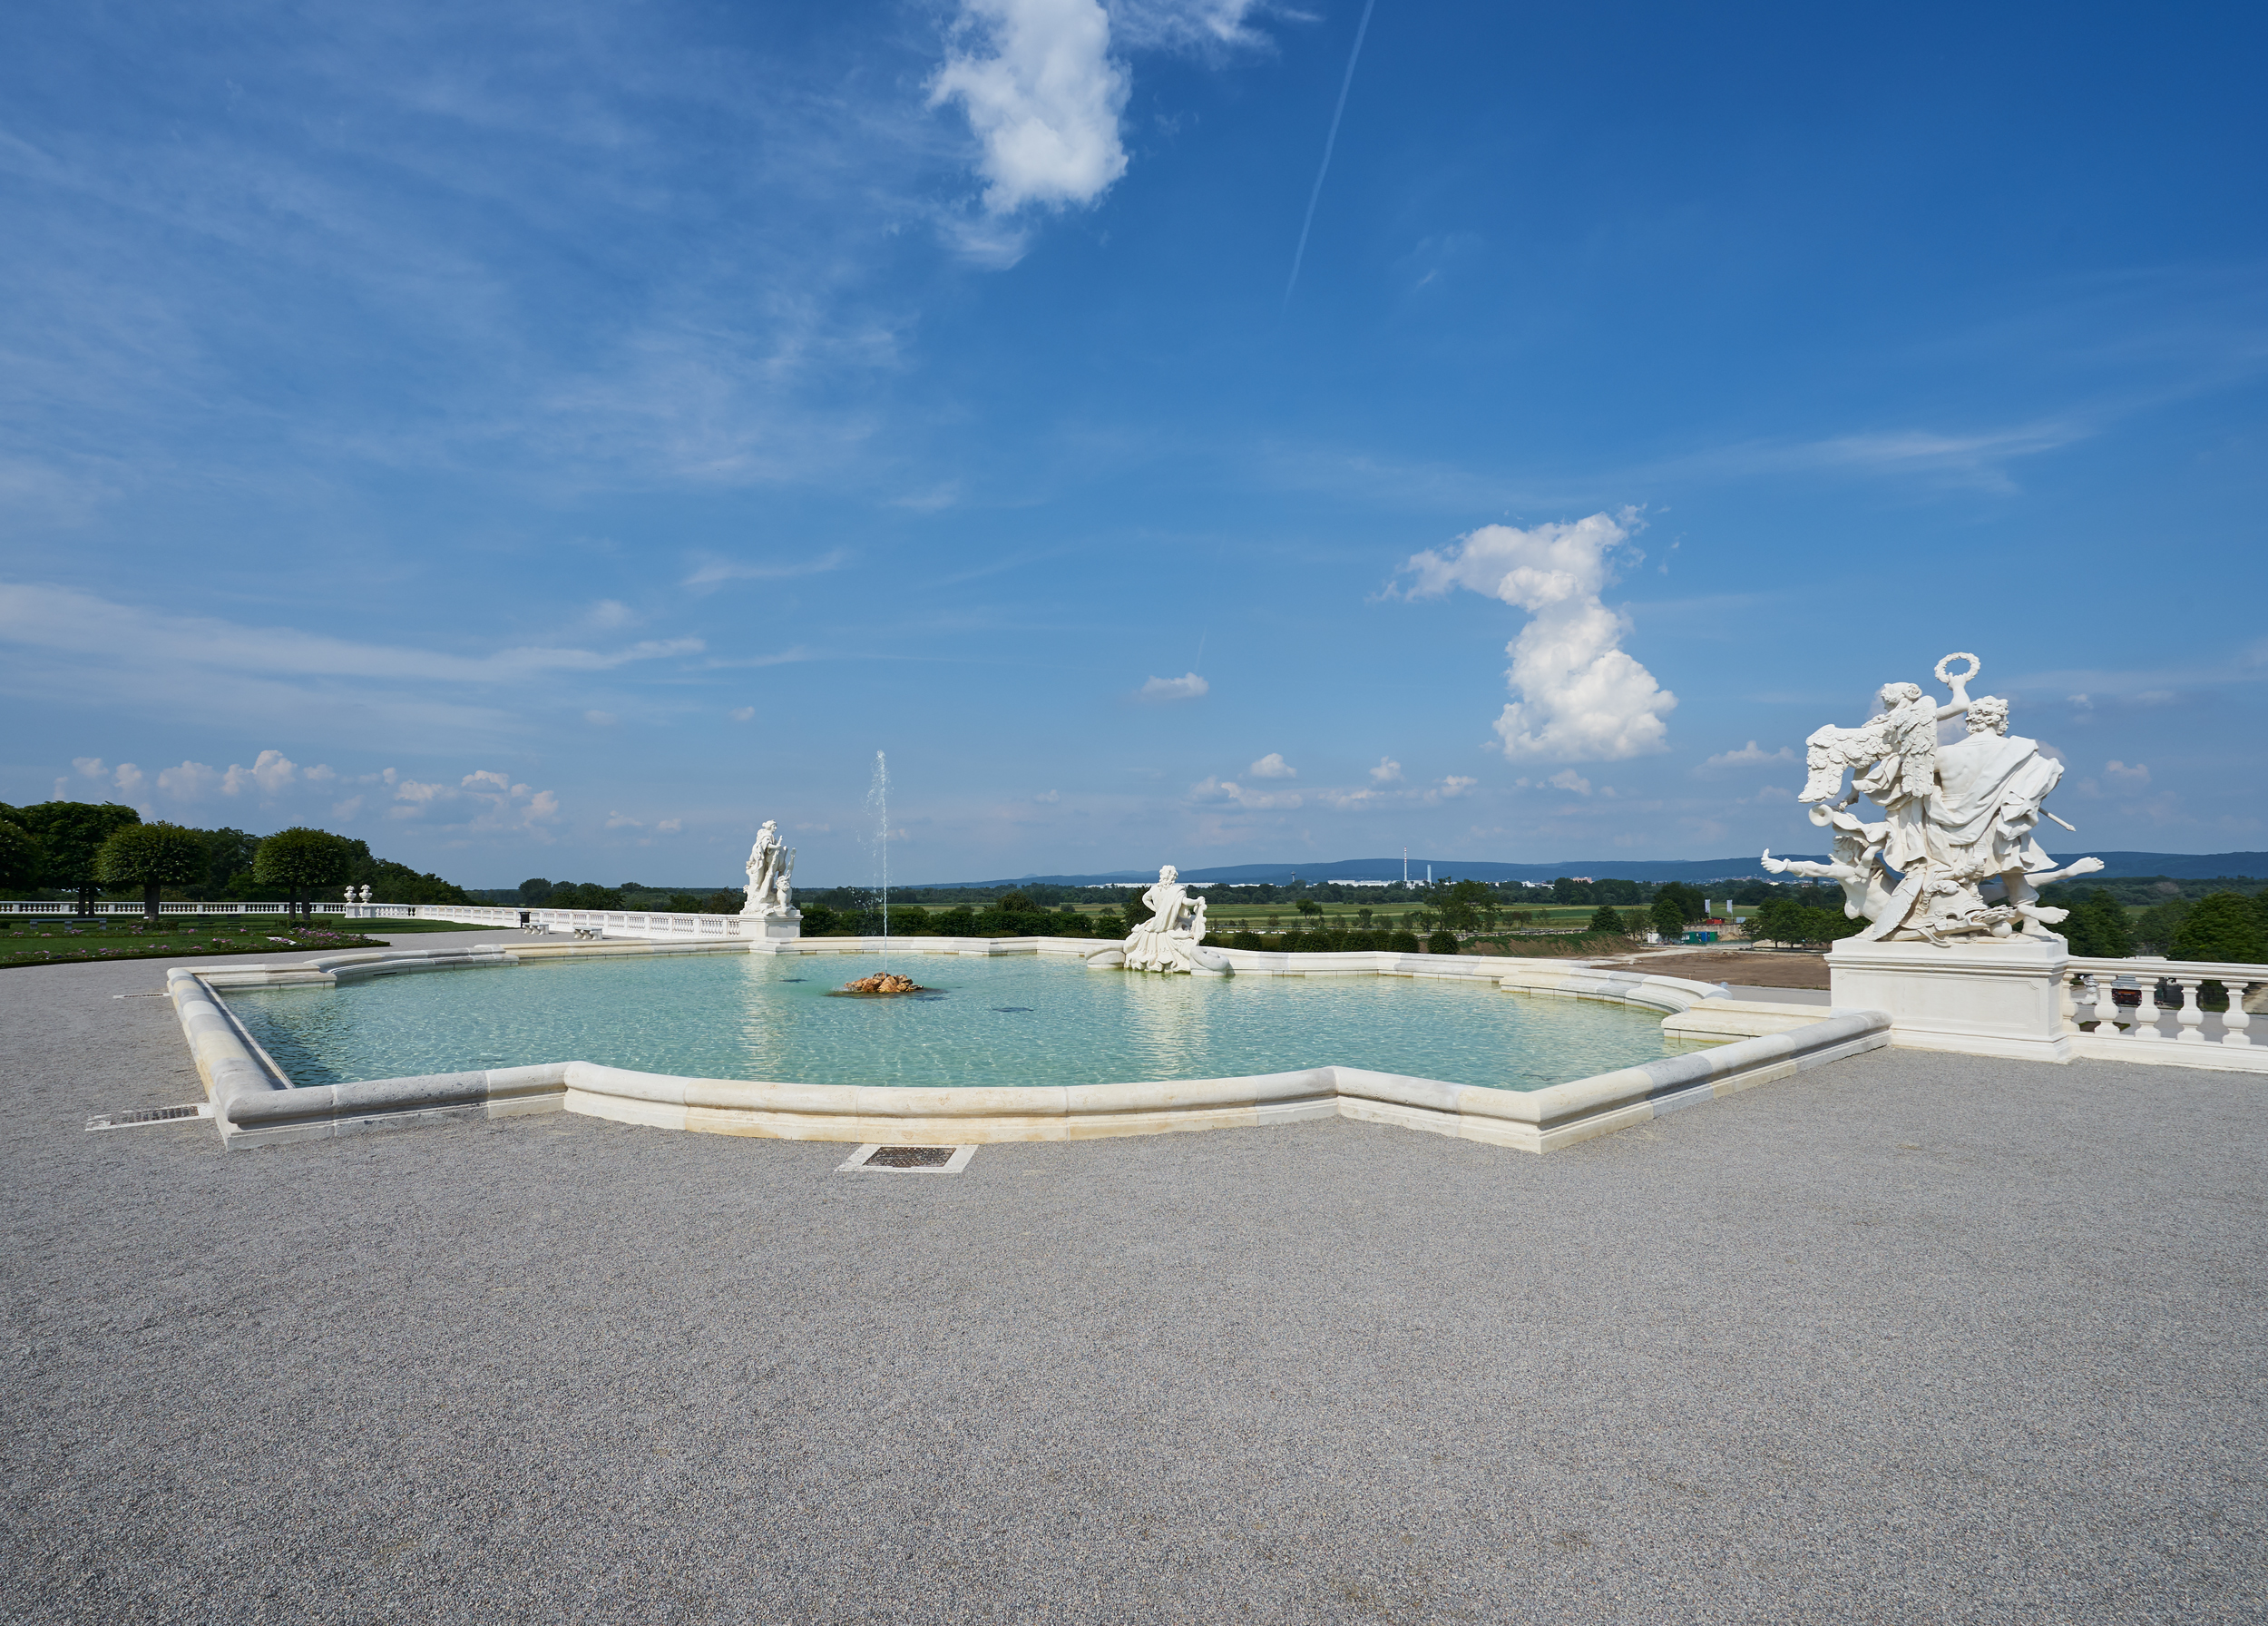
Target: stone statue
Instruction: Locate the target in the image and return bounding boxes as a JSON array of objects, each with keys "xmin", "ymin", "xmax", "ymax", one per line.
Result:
[
  {"xmin": 740, "ymin": 820, "xmax": 797, "ymax": 918},
  {"xmin": 1768, "ymin": 653, "xmax": 2101, "ymax": 945},
  {"xmin": 358, "ymin": 884, "xmax": 372, "ymax": 905},
  {"xmin": 1088, "ymin": 864, "xmax": 1232, "ymax": 975}
]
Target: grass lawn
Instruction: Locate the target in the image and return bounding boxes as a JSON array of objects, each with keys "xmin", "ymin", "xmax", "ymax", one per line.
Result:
[{"xmin": 0, "ymin": 917, "xmax": 443, "ymax": 969}]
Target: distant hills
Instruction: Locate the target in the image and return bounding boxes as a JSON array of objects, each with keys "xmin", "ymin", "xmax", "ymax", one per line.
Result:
[{"xmin": 911, "ymin": 852, "xmax": 2268, "ymax": 888}]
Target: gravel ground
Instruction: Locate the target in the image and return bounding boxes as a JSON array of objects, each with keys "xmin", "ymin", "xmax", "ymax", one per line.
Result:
[{"xmin": 5, "ymin": 933, "xmax": 2264, "ymax": 1623}]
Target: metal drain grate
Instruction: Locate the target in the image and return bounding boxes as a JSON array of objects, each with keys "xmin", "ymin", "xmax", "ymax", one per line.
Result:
[
  {"xmin": 869, "ymin": 1146, "xmax": 954, "ymax": 1168},
  {"xmin": 838, "ymin": 1142, "xmax": 975, "ymax": 1173},
  {"xmin": 86, "ymin": 1103, "xmax": 212, "ymax": 1131}
]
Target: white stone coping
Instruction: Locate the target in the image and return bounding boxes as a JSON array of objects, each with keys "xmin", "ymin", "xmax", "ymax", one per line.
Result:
[{"xmin": 166, "ymin": 937, "xmax": 1893, "ymax": 1155}]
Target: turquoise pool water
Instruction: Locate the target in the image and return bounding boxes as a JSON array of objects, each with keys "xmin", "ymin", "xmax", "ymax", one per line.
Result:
[{"xmin": 222, "ymin": 952, "xmax": 1677, "ymax": 1092}]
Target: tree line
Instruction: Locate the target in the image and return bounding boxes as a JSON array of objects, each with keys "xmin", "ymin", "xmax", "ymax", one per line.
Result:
[{"xmin": 0, "ymin": 800, "xmax": 473, "ymax": 920}]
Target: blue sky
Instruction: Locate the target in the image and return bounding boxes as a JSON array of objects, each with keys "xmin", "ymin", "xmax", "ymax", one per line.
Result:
[{"xmin": 4, "ymin": 0, "xmax": 2263, "ymax": 887}]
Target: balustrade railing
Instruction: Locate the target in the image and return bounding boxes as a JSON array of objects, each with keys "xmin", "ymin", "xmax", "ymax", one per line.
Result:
[
  {"xmin": 0, "ymin": 898, "xmax": 758, "ymax": 941},
  {"xmin": 2062, "ymin": 955, "xmax": 2262, "ymax": 1050}
]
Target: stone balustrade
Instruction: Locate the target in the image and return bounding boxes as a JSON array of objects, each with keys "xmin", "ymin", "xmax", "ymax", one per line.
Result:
[{"xmin": 2062, "ymin": 955, "xmax": 2263, "ymax": 1053}]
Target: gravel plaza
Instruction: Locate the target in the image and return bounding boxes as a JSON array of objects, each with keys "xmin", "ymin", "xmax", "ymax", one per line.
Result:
[{"xmin": 5, "ymin": 929, "xmax": 2263, "ymax": 1623}]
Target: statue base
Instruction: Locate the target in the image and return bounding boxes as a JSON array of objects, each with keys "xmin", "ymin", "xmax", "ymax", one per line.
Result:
[
  {"xmin": 739, "ymin": 909, "xmax": 802, "ymax": 942},
  {"xmin": 1828, "ymin": 934, "xmax": 2070, "ymax": 1062}
]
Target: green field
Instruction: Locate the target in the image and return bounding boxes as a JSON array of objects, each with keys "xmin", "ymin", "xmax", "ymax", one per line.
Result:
[{"xmin": 0, "ymin": 916, "xmax": 462, "ymax": 970}]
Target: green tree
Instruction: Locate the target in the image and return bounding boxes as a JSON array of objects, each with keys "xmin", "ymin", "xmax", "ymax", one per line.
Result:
[
  {"xmin": 1549, "ymin": 877, "xmax": 1592, "ymax": 905},
  {"xmin": 519, "ymin": 877, "xmax": 554, "ymax": 906},
  {"xmin": 2059, "ymin": 889, "xmax": 2134, "ymax": 958},
  {"xmin": 1650, "ymin": 894, "xmax": 1688, "ymax": 939},
  {"xmin": 13, "ymin": 801, "xmax": 141, "ymax": 913},
  {"xmin": 252, "ymin": 827, "xmax": 357, "ymax": 919},
  {"xmin": 2170, "ymin": 893, "xmax": 2268, "ymax": 965},
  {"xmin": 1588, "ymin": 903, "xmax": 1624, "ymax": 935},
  {"xmin": 0, "ymin": 818, "xmax": 42, "ymax": 892},
  {"xmin": 198, "ymin": 828, "xmax": 261, "ymax": 896},
  {"xmin": 94, "ymin": 822, "xmax": 210, "ymax": 919},
  {"xmin": 1748, "ymin": 896, "xmax": 1804, "ymax": 946},
  {"xmin": 1295, "ymin": 898, "xmax": 1323, "ymax": 918},
  {"xmin": 2133, "ymin": 897, "xmax": 2192, "ymax": 954}
]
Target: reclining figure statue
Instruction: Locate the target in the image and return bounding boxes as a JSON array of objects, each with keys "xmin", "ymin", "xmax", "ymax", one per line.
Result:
[{"xmin": 1086, "ymin": 865, "xmax": 1233, "ymax": 975}]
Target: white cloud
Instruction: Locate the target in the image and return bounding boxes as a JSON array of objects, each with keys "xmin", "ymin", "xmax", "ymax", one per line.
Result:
[
  {"xmin": 587, "ymin": 600, "xmax": 637, "ymax": 628},
  {"xmin": 305, "ymin": 764, "xmax": 337, "ymax": 783},
  {"xmin": 463, "ymin": 770, "xmax": 511, "ymax": 793},
  {"xmin": 1369, "ymin": 757, "xmax": 1403, "ymax": 784},
  {"xmin": 1247, "ymin": 752, "xmax": 1296, "ymax": 779},
  {"xmin": 392, "ymin": 778, "xmax": 450, "ymax": 807},
  {"xmin": 330, "ymin": 796, "xmax": 364, "ymax": 820},
  {"xmin": 1702, "ymin": 740, "xmax": 1794, "ymax": 769},
  {"xmin": 1401, "ymin": 511, "xmax": 1677, "ymax": 762},
  {"xmin": 1110, "ymin": 0, "xmax": 1267, "ymax": 50},
  {"xmin": 1436, "ymin": 775, "xmax": 1477, "ymax": 799},
  {"xmin": 1033, "ymin": 789, "xmax": 1060, "ymax": 803},
  {"xmin": 932, "ymin": 0, "xmax": 1129, "ymax": 218},
  {"xmin": 1545, "ymin": 769, "xmax": 1592, "ymax": 796},
  {"xmin": 729, "ymin": 706, "xmax": 757, "ymax": 722},
  {"xmin": 1139, "ymin": 671, "xmax": 1208, "ymax": 701},
  {"xmin": 156, "ymin": 760, "xmax": 221, "ymax": 798},
  {"xmin": 656, "ymin": 818, "xmax": 682, "ymax": 834},
  {"xmin": 682, "ymin": 549, "xmax": 850, "ymax": 589},
  {"xmin": 222, "ymin": 749, "xmax": 298, "ymax": 798},
  {"xmin": 112, "ymin": 762, "xmax": 146, "ymax": 793},
  {"xmin": 2104, "ymin": 760, "xmax": 2151, "ymax": 788},
  {"xmin": 605, "ymin": 811, "xmax": 642, "ymax": 829},
  {"xmin": 73, "ymin": 756, "xmax": 106, "ymax": 779},
  {"xmin": 1190, "ymin": 775, "xmax": 1301, "ymax": 811}
]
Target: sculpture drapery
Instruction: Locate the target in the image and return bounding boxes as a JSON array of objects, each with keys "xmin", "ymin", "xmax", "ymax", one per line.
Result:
[{"xmin": 1764, "ymin": 653, "xmax": 2102, "ymax": 945}]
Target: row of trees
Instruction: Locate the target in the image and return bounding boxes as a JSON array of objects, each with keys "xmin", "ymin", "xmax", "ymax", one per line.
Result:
[
  {"xmin": 0, "ymin": 800, "xmax": 472, "ymax": 919},
  {"xmin": 2051, "ymin": 887, "xmax": 2268, "ymax": 963}
]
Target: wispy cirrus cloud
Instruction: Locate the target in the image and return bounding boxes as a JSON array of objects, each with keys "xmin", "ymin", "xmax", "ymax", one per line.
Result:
[{"xmin": 682, "ymin": 548, "xmax": 853, "ymax": 589}]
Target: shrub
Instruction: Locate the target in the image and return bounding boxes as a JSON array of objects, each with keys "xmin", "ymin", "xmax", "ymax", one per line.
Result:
[
  {"xmin": 1427, "ymin": 930, "xmax": 1461, "ymax": 955},
  {"xmin": 1230, "ymin": 930, "xmax": 1264, "ymax": 951},
  {"xmin": 1389, "ymin": 930, "xmax": 1422, "ymax": 953}
]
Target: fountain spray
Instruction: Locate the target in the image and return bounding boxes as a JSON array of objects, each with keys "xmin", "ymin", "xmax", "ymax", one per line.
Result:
[{"xmin": 865, "ymin": 749, "xmax": 889, "ymax": 961}]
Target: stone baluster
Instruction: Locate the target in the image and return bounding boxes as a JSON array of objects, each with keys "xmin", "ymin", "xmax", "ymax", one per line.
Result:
[
  {"xmin": 2086, "ymin": 975, "xmax": 2123, "ymax": 1038},
  {"xmin": 2174, "ymin": 975, "xmax": 2206, "ymax": 1043},
  {"xmin": 2058, "ymin": 973, "xmax": 2082, "ymax": 1036},
  {"xmin": 2131, "ymin": 977, "xmax": 2163, "ymax": 1041},
  {"xmin": 2224, "ymin": 983, "xmax": 2255, "ymax": 1048}
]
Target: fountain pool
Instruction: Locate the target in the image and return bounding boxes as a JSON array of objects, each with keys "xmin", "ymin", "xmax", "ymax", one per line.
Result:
[{"xmin": 221, "ymin": 950, "xmax": 1684, "ymax": 1093}]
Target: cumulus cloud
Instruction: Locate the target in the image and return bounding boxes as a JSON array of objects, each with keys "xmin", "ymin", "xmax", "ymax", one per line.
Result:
[
  {"xmin": 222, "ymin": 749, "xmax": 298, "ymax": 798},
  {"xmin": 1247, "ymin": 752, "xmax": 1295, "ymax": 779},
  {"xmin": 932, "ymin": 0, "xmax": 1129, "ymax": 217},
  {"xmin": 656, "ymin": 818, "xmax": 682, "ymax": 834},
  {"xmin": 2104, "ymin": 759, "xmax": 2151, "ymax": 788},
  {"xmin": 1401, "ymin": 510, "xmax": 1676, "ymax": 762},
  {"xmin": 1702, "ymin": 740, "xmax": 1794, "ymax": 769},
  {"xmin": 1369, "ymin": 757, "xmax": 1402, "ymax": 784},
  {"xmin": 1190, "ymin": 775, "xmax": 1301, "ymax": 811},
  {"xmin": 157, "ymin": 760, "xmax": 221, "ymax": 798},
  {"xmin": 605, "ymin": 811, "xmax": 642, "ymax": 829},
  {"xmin": 1139, "ymin": 672, "xmax": 1208, "ymax": 701},
  {"xmin": 1545, "ymin": 769, "xmax": 1592, "ymax": 796},
  {"xmin": 72, "ymin": 756, "xmax": 105, "ymax": 779},
  {"xmin": 1436, "ymin": 775, "xmax": 1477, "ymax": 799}
]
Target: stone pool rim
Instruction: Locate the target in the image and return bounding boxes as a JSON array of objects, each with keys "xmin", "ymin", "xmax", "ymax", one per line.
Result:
[{"xmin": 166, "ymin": 935, "xmax": 1890, "ymax": 1155}]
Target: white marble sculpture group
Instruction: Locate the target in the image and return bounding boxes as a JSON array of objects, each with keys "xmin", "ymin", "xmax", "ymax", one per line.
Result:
[
  {"xmin": 1763, "ymin": 653, "xmax": 2102, "ymax": 946},
  {"xmin": 1088, "ymin": 865, "xmax": 1234, "ymax": 975},
  {"xmin": 740, "ymin": 819, "xmax": 797, "ymax": 919}
]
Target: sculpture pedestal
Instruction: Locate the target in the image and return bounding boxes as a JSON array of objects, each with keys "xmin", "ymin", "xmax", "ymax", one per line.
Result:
[
  {"xmin": 741, "ymin": 909, "xmax": 801, "ymax": 942},
  {"xmin": 1828, "ymin": 935, "xmax": 2070, "ymax": 1062}
]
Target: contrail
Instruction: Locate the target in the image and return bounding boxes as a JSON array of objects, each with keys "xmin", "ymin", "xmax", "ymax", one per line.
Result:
[{"xmin": 1283, "ymin": 0, "xmax": 1378, "ymax": 309}]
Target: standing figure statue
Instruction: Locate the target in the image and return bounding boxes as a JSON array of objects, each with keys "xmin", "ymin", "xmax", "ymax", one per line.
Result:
[
  {"xmin": 1772, "ymin": 653, "xmax": 2100, "ymax": 945},
  {"xmin": 741, "ymin": 820, "xmax": 797, "ymax": 918},
  {"xmin": 1090, "ymin": 865, "xmax": 1233, "ymax": 975}
]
